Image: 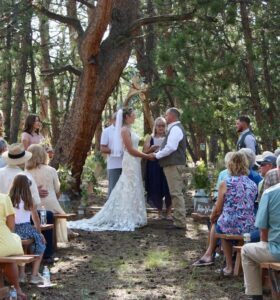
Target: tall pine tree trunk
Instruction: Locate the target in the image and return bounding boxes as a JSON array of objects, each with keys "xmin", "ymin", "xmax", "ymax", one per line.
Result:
[
  {"xmin": 39, "ymin": 0, "xmax": 60, "ymax": 146},
  {"xmin": 51, "ymin": 0, "xmax": 139, "ymax": 188},
  {"xmin": 1, "ymin": 23, "xmax": 12, "ymax": 141},
  {"xmin": 10, "ymin": 7, "xmax": 32, "ymax": 142}
]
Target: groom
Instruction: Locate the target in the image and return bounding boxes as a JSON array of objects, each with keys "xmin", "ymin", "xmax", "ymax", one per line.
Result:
[{"xmin": 152, "ymin": 108, "xmax": 187, "ymax": 229}]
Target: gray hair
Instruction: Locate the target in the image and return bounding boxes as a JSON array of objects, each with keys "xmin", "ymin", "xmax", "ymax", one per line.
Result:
[
  {"xmin": 224, "ymin": 151, "xmax": 235, "ymax": 167},
  {"xmin": 0, "ymin": 138, "xmax": 7, "ymax": 154},
  {"xmin": 277, "ymin": 156, "xmax": 280, "ymax": 168},
  {"xmin": 167, "ymin": 107, "xmax": 180, "ymax": 119},
  {"xmin": 275, "ymin": 148, "xmax": 280, "ymax": 158},
  {"xmin": 238, "ymin": 148, "xmax": 256, "ymax": 169},
  {"xmin": 152, "ymin": 117, "xmax": 166, "ymax": 137}
]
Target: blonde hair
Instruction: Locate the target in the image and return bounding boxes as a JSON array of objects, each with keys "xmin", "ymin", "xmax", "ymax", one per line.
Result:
[
  {"xmin": 227, "ymin": 152, "xmax": 249, "ymax": 176},
  {"xmin": 25, "ymin": 144, "xmax": 48, "ymax": 170},
  {"xmin": 152, "ymin": 117, "xmax": 167, "ymax": 137}
]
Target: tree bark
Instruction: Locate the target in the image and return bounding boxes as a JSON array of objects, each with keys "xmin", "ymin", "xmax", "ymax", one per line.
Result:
[
  {"xmin": 1, "ymin": 23, "xmax": 12, "ymax": 141},
  {"xmin": 10, "ymin": 7, "xmax": 32, "ymax": 143},
  {"xmin": 239, "ymin": 2, "xmax": 265, "ymax": 143},
  {"xmin": 39, "ymin": 0, "xmax": 60, "ymax": 146},
  {"xmin": 51, "ymin": 0, "xmax": 139, "ymax": 189}
]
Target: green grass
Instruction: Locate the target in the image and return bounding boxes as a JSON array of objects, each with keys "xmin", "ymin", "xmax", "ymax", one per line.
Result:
[{"xmin": 144, "ymin": 250, "xmax": 171, "ymax": 269}]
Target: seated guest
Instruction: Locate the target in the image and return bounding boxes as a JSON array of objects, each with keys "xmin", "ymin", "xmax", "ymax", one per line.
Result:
[
  {"xmin": 0, "ymin": 192, "xmax": 26, "ymax": 299},
  {"xmin": 213, "ymin": 152, "xmax": 234, "ymax": 199},
  {"xmin": 0, "ymin": 143, "xmax": 54, "ymax": 260},
  {"xmin": 25, "ymin": 144, "xmax": 68, "ymax": 243},
  {"xmin": 143, "ymin": 117, "xmax": 171, "ymax": 219},
  {"xmin": 193, "ymin": 152, "xmax": 257, "ymax": 270},
  {"xmin": 262, "ymin": 156, "xmax": 280, "ymax": 191},
  {"xmin": 0, "ymin": 138, "xmax": 7, "ymax": 168},
  {"xmin": 256, "ymin": 154, "xmax": 277, "ymax": 202},
  {"xmin": 10, "ymin": 175, "xmax": 46, "ymax": 284},
  {"xmin": 241, "ymin": 183, "xmax": 280, "ymax": 300},
  {"xmin": 212, "ymin": 152, "xmax": 257, "ymax": 275}
]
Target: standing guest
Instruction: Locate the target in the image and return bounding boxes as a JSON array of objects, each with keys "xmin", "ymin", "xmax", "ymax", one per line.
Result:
[
  {"xmin": 143, "ymin": 117, "xmax": 171, "ymax": 220},
  {"xmin": 10, "ymin": 175, "xmax": 46, "ymax": 284},
  {"xmin": 0, "ymin": 192, "xmax": 26, "ymax": 299},
  {"xmin": 241, "ymin": 183, "xmax": 280, "ymax": 300},
  {"xmin": 236, "ymin": 116, "xmax": 258, "ymax": 154},
  {"xmin": 152, "ymin": 108, "xmax": 187, "ymax": 230},
  {"xmin": 21, "ymin": 114, "xmax": 44, "ymax": 150},
  {"xmin": 0, "ymin": 138, "xmax": 7, "ymax": 168},
  {"xmin": 25, "ymin": 144, "xmax": 68, "ymax": 243},
  {"xmin": 100, "ymin": 113, "xmax": 123, "ymax": 196}
]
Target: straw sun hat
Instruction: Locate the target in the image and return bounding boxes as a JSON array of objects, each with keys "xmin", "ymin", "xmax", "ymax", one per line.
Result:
[{"xmin": 2, "ymin": 143, "xmax": 32, "ymax": 165}]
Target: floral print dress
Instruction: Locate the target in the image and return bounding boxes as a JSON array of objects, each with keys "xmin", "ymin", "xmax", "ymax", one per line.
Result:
[{"xmin": 217, "ymin": 176, "xmax": 257, "ymax": 235}]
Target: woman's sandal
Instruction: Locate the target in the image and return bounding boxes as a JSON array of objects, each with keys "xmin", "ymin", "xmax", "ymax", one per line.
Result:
[
  {"xmin": 215, "ymin": 268, "xmax": 232, "ymax": 276},
  {"xmin": 192, "ymin": 258, "xmax": 214, "ymax": 266}
]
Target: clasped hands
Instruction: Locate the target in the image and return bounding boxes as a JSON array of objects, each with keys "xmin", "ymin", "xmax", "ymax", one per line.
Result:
[{"xmin": 146, "ymin": 145, "xmax": 159, "ymax": 161}]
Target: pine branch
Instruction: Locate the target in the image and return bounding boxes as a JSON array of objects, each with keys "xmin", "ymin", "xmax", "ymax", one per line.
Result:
[
  {"xmin": 33, "ymin": 4, "xmax": 84, "ymax": 37},
  {"xmin": 129, "ymin": 9, "xmax": 197, "ymax": 33},
  {"xmin": 41, "ymin": 65, "xmax": 82, "ymax": 76}
]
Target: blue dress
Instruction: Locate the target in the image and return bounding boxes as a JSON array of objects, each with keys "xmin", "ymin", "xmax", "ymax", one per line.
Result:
[{"xmin": 145, "ymin": 137, "xmax": 171, "ymax": 210}]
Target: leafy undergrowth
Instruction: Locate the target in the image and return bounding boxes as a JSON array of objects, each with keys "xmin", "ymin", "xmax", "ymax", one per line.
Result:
[{"xmin": 22, "ymin": 216, "xmax": 253, "ymax": 300}]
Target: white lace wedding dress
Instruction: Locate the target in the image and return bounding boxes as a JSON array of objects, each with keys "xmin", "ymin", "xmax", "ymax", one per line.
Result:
[{"xmin": 68, "ymin": 131, "xmax": 147, "ymax": 231}]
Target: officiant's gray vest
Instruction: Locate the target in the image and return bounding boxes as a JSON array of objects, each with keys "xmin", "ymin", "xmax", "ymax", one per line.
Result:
[{"xmin": 159, "ymin": 123, "xmax": 187, "ymax": 168}]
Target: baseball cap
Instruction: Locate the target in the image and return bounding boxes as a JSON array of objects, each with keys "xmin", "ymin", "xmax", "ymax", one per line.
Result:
[{"xmin": 256, "ymin": 155, "xmax": 277, "ymax": 167}]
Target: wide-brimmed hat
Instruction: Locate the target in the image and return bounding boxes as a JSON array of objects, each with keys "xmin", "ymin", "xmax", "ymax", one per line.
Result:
[{"xmin": 2, "ymin": 143, "xmax": 32, "ymax": 165}]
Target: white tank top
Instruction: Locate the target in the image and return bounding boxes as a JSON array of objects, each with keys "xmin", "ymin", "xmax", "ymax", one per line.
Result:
[{"xmin": 14, "ymin": 199, "xmax": 31, "ymax": 224}]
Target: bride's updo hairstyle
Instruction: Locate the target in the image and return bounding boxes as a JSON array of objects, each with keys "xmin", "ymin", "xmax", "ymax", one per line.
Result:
[{"xmin": 122, "ymin": 107, "xmax": 134, "ymax": 125}]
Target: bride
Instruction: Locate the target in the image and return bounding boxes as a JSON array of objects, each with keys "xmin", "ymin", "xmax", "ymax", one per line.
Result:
[{"xmin": 68, "ymin": 108, "xmax": 152, "ymax": 231}]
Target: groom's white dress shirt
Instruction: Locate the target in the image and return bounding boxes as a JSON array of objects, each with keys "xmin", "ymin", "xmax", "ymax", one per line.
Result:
[
  {"xmin": 100, "ymin": 124, "xmax": 123, "ymax": 170},
  {"xmin": 155, "ymin": 121, "xmax": 183, "ymax": 160}
]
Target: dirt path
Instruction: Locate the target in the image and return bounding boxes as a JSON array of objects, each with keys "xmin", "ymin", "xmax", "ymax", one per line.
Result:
[{"xmin": 25, "ymin": 214, "xmax": 249, "ymax": 300}]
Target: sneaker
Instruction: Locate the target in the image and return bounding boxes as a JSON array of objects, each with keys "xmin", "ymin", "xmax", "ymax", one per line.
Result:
[
  {"xmin": 19, "ymin": 273, "xmax": 26, "ymax": 283},
  {"xmin": 30, "ymin": 274, "xmax": 44, "ymax": 285}
]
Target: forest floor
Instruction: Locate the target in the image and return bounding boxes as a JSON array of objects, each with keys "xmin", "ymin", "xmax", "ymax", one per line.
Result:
[{"xmin": 24, "ymin": 181, "xmax": 256, "ymax": 300}]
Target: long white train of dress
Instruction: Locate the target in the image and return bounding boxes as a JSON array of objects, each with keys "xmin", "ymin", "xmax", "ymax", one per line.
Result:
[{"xmin": 68, "ymin": 132, "xmax": 147, "ymax": 231}]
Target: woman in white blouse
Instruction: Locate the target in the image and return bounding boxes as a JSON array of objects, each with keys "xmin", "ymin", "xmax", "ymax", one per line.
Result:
[{"xmin": 25, "ymin": 144, "xmax": 68, "ymax": 243}]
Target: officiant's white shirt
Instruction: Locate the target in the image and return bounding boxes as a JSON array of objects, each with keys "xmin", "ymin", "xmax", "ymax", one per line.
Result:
[{"xmin": 155, "ymin": 121, "xmax": 183, "ymax": 160}]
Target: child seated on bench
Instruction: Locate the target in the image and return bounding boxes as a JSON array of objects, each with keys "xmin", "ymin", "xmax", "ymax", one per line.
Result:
[{"xmin": 10, "ymin": 174, "xmax": 46, "ymax": 284}]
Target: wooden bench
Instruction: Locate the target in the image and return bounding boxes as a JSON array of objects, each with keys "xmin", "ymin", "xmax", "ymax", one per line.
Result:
[
  {"xmin": 215, "ymin": 233, "xmax": 244, "ymax": 245},
  {"xmin": 233, "ymin": 245, "xmax": 243, "ymax": 276},
  {"xmin": 261, "ymin": 262, "xmax": 280, "ymax": 299},
  {"xmin": 53, "ymin": 213, "xmax": 76, "ymax": 249},
  {"xmin": 191, "ymin": 212, "xmax": 210, "ymax": 222},
  {"xmin": 0, "ymin": 286, "xmax": 9, "ymax": 300},
  {"xmin": 0, "ymin": 255, "xmax": 39, "ymax": 292},
  {"xmin": 215, "ymin": 234, "xmax": 244, "ymax": 276},
  {"xmin": 40, "ymin": 224, "xmax": 54, "ymax": 231}
]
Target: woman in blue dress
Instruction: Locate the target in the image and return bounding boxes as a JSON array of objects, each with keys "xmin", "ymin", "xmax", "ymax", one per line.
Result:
[{"xmin": 143, "ymin": 117, "xmax": 171, "ymax": 219}]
